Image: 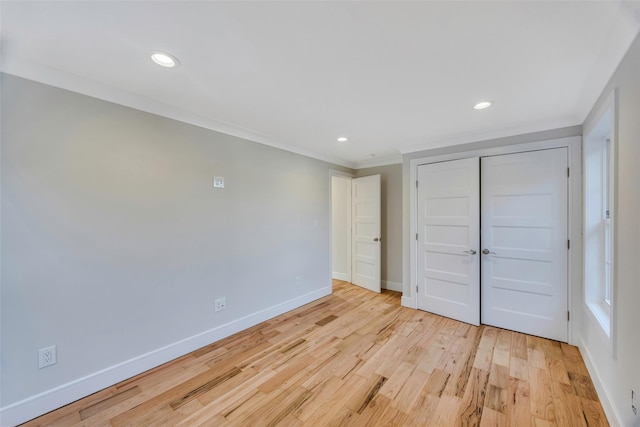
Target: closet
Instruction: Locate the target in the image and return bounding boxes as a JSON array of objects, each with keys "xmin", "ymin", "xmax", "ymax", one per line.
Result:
[{"xmin": 416, "ymin": 148, "xmax": 568, "ymax": 342}]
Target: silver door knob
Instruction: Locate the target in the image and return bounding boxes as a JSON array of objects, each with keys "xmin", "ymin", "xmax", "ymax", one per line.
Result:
[
  {"xmin": 482, "ymin": 249, "xmax": 496, "ymax": 255},
  {"xmin": 463, "ymin": 249, "xmax": 477, "ymax": 255}
]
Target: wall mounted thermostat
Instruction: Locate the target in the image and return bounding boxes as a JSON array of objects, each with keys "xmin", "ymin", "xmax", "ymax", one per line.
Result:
[{"xmin": 213, "ymin": 176, "xmax": 225, "ymax": 188}]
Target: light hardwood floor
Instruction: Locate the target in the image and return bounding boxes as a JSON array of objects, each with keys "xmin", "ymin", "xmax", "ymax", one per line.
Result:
[{"xmin": 22, "ymin": 280, "xmax": 607, "ymax": 426}]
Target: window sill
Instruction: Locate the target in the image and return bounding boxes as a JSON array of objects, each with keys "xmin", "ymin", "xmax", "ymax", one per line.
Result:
[{"xmin": 587, "ymin": 301, "xmax": 611, "ymax": 338}]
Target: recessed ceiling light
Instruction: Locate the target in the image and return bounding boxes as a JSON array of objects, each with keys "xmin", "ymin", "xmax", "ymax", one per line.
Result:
[
  {"xmin": 337, "ymin": 137, "xmax": 348, "ymax": 142},
  {"xmin": 151, "ymin": 52, "xmax": 179, "ymax": 68},
  {"xmin": 474, "ymin": 101, "xmax": 493, "ymax": 110}
]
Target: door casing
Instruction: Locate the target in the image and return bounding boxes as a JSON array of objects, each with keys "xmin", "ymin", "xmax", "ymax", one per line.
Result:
[{"xmin": 329, "ymin": 171, "xmax": 382, "ymax": 294}]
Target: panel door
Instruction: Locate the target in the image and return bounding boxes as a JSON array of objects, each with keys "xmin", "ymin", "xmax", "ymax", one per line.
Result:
[
  {"xmin": 351, "ymin": 175, "xmax": 381, "ymax": 293},
  {"xmin": 417, "ymin": 158, "xmax": 480, "ymax": 325},
  {"xmin": 481, "ymin": 148, "xmax": 568, "ymax": 341}
]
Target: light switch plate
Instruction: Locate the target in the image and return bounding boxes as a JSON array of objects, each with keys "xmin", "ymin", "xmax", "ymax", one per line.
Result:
[{"xmin": 213, "ymin": 176, "xmax": 225, "ymax": 188}]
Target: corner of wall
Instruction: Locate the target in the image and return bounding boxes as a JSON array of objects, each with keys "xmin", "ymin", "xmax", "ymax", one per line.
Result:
[{"xmin": 578, "ymin": 336, "xmax": 622, "ymax": 427}]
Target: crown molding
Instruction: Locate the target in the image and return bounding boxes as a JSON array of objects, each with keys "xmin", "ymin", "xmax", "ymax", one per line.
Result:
[
  {"xmin": 1, "ymin": 60, "xmax": 356, "ymax": 169},
  {"xmin": 353, "ymin": 154, "xmax": 402, "ymax": 169},
  {"xmin": 399, "ymin": 120, "xmax": 581, "ymax": 155}
]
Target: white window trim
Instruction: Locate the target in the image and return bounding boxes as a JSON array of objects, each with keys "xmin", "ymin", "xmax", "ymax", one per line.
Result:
[{"xmin": 582, "ymin": 90, "xmax": 616, "ymax": 356}]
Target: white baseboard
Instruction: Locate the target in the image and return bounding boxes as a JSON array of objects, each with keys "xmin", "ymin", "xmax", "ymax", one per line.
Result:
[
  {"xmin": 0, "ymin": 287, "xmax": 331, "ymax": 427},
  {"xmin": 332, "ymin": 272, "xmax": 350, "ymax": 282},
  {"xmin": 401, "ymin": 295, "xmax": 417, "ymax": 309},
  {"xmin": 382, "ymin": 280, "xmax": 402, "ymax": 292},
  {"xmin": 578, "ymin": 336, "xmax": 621, "ymax": 427}
]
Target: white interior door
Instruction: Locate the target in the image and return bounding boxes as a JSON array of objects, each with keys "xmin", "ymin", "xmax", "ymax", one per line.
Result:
[
  {"xmin": 351, "ymin": 175, "xmax": 381, "ymax": 293},
  {"xmin": 481, "ymin": 148, "xmax": 568, "ymax": 342},
  {"xmin": 417, "ymin": 158, "xmax": 480, "ymax": 325}
]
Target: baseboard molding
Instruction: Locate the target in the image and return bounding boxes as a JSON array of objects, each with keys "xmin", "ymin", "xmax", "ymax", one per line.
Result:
[
  {"xmin": 0, "ymin": 287, "xmax": 331, "ymax": 427},
  {"xmin": 332, "ymin": 272, "xmax": 350, "ymax": 282},
  {"xmin": 578, "ymin": 336, "xmax": 622, "ymax": 427},
  {"xmin": 382, "ymin": 280, "xmax": 402, "ymax": 292},
  {"xmin": 401, "ymin": 295, "xmax": 417, "ymax": 309}
]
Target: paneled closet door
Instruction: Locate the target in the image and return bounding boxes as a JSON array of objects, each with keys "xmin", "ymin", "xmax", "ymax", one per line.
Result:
[
  {"xmin": 417, "ymin": 158, "xmax": 480, "ymax": 326},
  {"xmin": 481, "ymin": 148, "xmax": 568, "ymax": 342}
]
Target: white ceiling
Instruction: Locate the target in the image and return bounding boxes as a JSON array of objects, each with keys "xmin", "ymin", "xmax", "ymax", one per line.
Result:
[{"xmin": 2, "ymin": 1, "xmax": 640, "ymax": 168}]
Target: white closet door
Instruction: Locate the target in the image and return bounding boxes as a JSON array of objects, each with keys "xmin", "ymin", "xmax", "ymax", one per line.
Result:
[
  {"xmin": 351, "ymin": 175, "xmax": 381, "ymax": 293},
  {"xmin": 417, "ymin": 158, "xmax": 480, "ymax": 325},
  {"xmin": 481, "ymin": 148, "xmax": 568, "ymax": 342}
]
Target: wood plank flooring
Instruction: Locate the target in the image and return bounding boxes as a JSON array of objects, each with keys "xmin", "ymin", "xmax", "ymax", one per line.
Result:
[{"xmin": 22, "ymin": 280, "xmax": 608, "ymax": 426}]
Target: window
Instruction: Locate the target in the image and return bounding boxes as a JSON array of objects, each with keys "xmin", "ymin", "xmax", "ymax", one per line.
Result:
[
  {"xmin": 603, "ymin": 137, "xmax": 612, "ymax": 307},
  {"xmin": 584, "ymin": 102, "xmax": 615, "ymax": 337}
]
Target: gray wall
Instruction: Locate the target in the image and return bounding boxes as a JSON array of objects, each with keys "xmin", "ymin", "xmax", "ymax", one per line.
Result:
[
  {"xmin": 356, "ymin": 164, "xmax": 402, "ymax": 287},
  {"xmin": 0, "ymin": 74, "xmax": 344, "ymax": 411},
  {"xmin": 579, "ymin": 33, "xmax": 640, "ymax": 426}
]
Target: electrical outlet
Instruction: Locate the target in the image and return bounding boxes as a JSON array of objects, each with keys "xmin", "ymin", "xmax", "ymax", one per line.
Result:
[
  {"xmin": 38, "ymin": 345, "xmax": 57, "ymax": 368},
  {"xmin": 215, "ymin": 297, "xmax": 226, "ymax": 312},
  {"xmin": 296, "ymin": 276, "xmax": 301, "ymax": 287},
  {"xmin": 632, "ymin": 389, "xmax": 637, "ymax": 415}
]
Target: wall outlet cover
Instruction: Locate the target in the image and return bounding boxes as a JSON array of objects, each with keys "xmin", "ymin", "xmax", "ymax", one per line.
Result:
[
  {"xmin": 215, "ymin": 297, "xmax": 226, "ymax": 312},
  {"xmin": 38, "ymin": 345, "xmax": 57, "ymax": 368}
]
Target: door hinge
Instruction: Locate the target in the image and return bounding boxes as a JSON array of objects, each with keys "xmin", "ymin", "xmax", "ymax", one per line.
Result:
[
  {"xmin": 416, "ymin": 233, "xmax": 418, "ymax": 241},
  {"xmin": 567, "ymin": 167, "xmax": 570, "ymax": 178},
  {"xmin": 416, "ymin": 285, "xmax": 419, "ymax": 293},
  {"xmin": 568, "ymin": 311, "xmax": 570, "ymax": 321},
  {"xmin": 416, "ymin": 180, "xmax": 418, "ymax": 189},
  {"xmin": 568, "ymin": 239, "xmax": 570, "ymax": 250}
]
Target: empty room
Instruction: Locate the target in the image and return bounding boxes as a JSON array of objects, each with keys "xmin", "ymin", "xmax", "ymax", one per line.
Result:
[{"xmin": 1, "ymin": 1, "xmax": 639, "ymax": 426}]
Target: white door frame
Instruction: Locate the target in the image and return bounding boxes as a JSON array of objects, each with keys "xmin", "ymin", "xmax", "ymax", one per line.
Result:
[
  {"xmin": 329, "ymin": 169, "xmax": 356, "ymax": 289},
  {"xmin": 331, "ymin": 175, "xmax": 353, "ymax": 282},
  {"xmin": 407, "ymin": 136, "xmax": 582, "ymax": 345}
]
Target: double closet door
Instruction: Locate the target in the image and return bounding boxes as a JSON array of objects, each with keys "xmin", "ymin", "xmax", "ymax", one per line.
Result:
[{"xmin": 416, "ymin": 148, "xmax": 568, "ymax": 342}]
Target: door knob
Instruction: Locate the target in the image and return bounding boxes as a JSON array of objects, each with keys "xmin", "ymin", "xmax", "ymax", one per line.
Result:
[
  {"xmin": 463, "ymin": 249, "xmax": 477, "ymax": 255},
  {"xmin": 374, "ymin": 237, "xmax": 381, "ymax": 242},
  {"xmin": 482, "ymin": 249, "xmax": 496, "ymax": 255}
]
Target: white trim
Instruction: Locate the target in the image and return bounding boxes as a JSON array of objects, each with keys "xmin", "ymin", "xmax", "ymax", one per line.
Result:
[
  {"xmin": 353, "ymin": 155, "xmax": 402, "ymax": 169},
  {"xmin": 582, "ymin": 89, "xmax": 617, "ymax": 357},
  {"xmin": 578, "ymin": 336, "xmax": 621, "ymax": 427},
  {"xmin": 332, "ymin": 272, "xmax": 350, "ymax": 282},
  {"xmin": 409, "ymin": 136, "xmax": 582, "ymax": 344},
  {"xmin": 382, "ymin": 280, "xmax": 402, "ymax": 292},
  {"xmin": 583, "ymin": 90, "xmax": 617, "ymax": 141},
  {"xmin": 567, "ymin": 137, "xmax": 583, "ymax": 346},
  {"xmin": 401, "ymin": 295, "xmax": 417, "ymax": 309},
  {"xmin": 0, "ymin": 287, "xmax": 331, "ymax": 426},
  {"xmin": 583, "ymin": 302, "xmax": 612, "ymax": 346},
  {"xmin": 329, "ymin": 171, "xmax": 354, "ymax": 286},
  {"xmin": 0, "ymin": 66, "xmax": 355, "ymax": 169},
  {"xmin": 328, "ymin": 169, "xmax": 355, "ymax": 179},
  {"xmin": 399, "ymin": 120, "xmax": 580, "ymax": 154}
]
